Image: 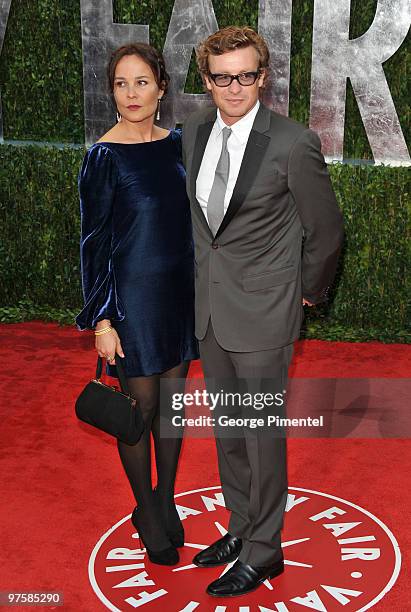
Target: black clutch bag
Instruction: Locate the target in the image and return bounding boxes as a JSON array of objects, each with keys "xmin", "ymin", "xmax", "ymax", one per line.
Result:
[{"xmin": 75, "ymin": 354, "xmax": 144, "ymax": 445}]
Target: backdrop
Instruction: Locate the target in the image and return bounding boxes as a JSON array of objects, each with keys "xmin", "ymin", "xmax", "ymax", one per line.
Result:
[{"xmin": 0, "ymin": 0, "xmax": 409, "ymax": 341}]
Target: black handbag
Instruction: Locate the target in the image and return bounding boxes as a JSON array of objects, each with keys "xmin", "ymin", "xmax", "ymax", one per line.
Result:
[{"xmin": 75, "ymin": 354, "xmax": 144, "ymax": 445}]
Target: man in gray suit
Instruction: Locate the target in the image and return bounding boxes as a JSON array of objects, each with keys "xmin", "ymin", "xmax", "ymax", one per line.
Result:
[{"xmin": 182, "ymin": 26, "xmax": 343, "ymax": 597}]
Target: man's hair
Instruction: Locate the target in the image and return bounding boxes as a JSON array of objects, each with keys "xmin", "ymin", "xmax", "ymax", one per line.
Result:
[{"xmin": 196, "ymin": 26, "xmax": 270, "ymax": 75}]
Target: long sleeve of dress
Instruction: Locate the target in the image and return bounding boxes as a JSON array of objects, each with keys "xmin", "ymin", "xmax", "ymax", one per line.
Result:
[{"xmin": 75, "ymin": 145, "xmax": 125, "ymax": 330}]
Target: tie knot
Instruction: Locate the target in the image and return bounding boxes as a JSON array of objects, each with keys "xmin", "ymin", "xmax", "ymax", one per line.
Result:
[{"xmin": 222, "ymin": 127, "xmax": 231, "ymax": 146}]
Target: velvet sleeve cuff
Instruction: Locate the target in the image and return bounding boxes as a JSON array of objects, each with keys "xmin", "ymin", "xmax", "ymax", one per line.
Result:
[{"xmin": 75, "ymin": 267, "xmax": 125, "ymax": 331}]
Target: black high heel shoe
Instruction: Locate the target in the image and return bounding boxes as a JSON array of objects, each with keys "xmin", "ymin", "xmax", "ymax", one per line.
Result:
[
  {"xmin": 131, "ymin": 507, "xmax": 179, "ymax": 565},
  {"xmin": 153, "ymin": 488, "xmax": 185, "ymax": 548},
  {"xmin": 167, "ymin": 523, "xmax": 184, "ymax": 549}
]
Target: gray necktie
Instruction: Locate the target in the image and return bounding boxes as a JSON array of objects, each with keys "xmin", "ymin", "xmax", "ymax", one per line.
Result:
[{"xmin": 207, "ymin": 127, "xmax": 232, "ymax": 236}]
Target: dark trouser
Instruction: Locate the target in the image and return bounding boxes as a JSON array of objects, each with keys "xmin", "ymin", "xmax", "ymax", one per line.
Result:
[{"xmin": 199, "ymin": 320, "xmax": 293, "ymax": 567}]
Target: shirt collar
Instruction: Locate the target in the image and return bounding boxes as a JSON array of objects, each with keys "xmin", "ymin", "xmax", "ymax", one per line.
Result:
[{"xmin": 215, "ymin": 100, "xmax": 260, "ymax": 144}]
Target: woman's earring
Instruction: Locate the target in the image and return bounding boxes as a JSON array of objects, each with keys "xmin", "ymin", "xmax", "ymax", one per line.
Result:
[
  {"xmin": 116, "ymin": 111, "xmax": 122, "ymax": 123},
  {"xmin": 156, "ymin": 99, "xmax": 161, "ymax": 121}
]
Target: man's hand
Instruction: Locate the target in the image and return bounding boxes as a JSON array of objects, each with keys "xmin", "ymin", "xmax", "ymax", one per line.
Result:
[{"xmin": 302, "ymin": 298, "xmax": 315, "ymax": 307}]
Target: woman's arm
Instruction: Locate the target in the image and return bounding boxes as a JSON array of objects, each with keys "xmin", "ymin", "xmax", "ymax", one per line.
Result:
[
  {"xmin": 75, "ymin": 145, "xmax": 125, "ymax": 362},
  {"xmin": 75, "ymin": 145, "xmax": 125, "ymax": 332}
]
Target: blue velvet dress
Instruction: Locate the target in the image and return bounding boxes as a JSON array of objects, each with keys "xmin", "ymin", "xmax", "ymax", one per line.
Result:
[{"xmin": 75, "ymin": 129, "xmax": 199, "ymax": 377}]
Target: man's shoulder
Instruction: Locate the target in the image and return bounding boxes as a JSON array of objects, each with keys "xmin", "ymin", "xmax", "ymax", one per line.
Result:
[
  {"xmin": 183, "ymin": 106, "xmax": 216, "ymax": 129},
  {"xmin": 268, "ymin": 108, "xmax": 307, "ymax": 137},
  {"xmin": 261, "ymin": 106, "xmax": 321, "ymax": 151}
]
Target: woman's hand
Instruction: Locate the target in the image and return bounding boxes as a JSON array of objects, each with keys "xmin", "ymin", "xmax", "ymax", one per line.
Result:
[{"xmin": 95, "ymin": 320, "xmax": 125, "ymax": 364}]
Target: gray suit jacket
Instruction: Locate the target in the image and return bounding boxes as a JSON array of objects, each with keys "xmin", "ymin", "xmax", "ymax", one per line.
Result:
[{"xmin": 182, "ymin": 103, "xmax": 344, "ymax": 351}]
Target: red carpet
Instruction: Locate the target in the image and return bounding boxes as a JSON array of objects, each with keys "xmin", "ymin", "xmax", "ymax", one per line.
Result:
[{"xmin": 0, "ymin": 322, "xmax": 410, "ymax": 611}]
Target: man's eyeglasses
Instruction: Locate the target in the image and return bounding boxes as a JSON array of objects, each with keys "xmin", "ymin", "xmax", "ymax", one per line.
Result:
[{"xmin": 208, "ymin": 70, "xmax": 261, "ymax": 87}]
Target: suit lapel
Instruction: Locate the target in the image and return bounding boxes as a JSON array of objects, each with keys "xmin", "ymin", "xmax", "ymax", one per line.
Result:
[
  {"xmin": 215, "ymin": 104, "xmax": 272, "ymax": 239},
  {"xmin": 189, "ymin": 104, "xmax": 272, "ymax": 240},
  {"xmin": 190, "ymin": 112, "xmax": 215, "ymax": 237}
]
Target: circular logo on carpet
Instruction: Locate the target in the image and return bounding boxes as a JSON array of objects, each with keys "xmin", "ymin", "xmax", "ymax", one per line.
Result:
[{"xmin": 89, "ymin": 486, "xmax": 400, "ymax": 611}]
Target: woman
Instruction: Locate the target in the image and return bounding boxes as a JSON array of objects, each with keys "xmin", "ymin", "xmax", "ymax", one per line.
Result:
[{"xmin": 75, "ymin": 43, "xmax": 198, "ymax": 565}]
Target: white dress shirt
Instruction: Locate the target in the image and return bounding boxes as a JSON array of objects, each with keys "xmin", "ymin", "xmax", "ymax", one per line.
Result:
[{"xmin": 196, "ymin": 100, "xmax": 260, "ymax": 222}]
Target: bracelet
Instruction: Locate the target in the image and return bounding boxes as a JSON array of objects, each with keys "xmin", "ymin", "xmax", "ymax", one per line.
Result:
[
  {"xmin": 95, "ymin": 326, "xmax": 113, "ymax": 336},
  {"xmin": 94, "ymin": 325, "xmax": 112, "ymax": 334}
]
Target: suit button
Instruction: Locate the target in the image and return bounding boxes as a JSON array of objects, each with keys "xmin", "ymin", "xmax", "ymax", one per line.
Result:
[{"xmin": 212, "ymin": 243, "xmax": 219, "ymax": 249}]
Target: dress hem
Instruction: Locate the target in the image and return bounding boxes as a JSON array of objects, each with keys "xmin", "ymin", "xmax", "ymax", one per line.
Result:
[{"xmin": 106, "ymin": 350, "xmax": 199, "ymax": 379}]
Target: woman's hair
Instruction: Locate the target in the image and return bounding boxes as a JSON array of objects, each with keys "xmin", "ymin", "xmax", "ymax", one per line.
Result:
[
  {"xmin": 196, "ymin": 26, "xmax": 270, "ymax": 75},
  {"xmin": 107, "ymin": 43, "xmax": 170, "ymax": 96}
]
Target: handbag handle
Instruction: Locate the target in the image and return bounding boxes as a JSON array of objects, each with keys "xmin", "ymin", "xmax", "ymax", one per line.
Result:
[{"xmin": 95, "ymin": 354, "xmax": 131, "ymax": 396}]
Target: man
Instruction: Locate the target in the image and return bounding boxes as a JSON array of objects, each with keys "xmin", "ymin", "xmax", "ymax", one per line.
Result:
[{"xmin": 182, "ymin": 26, "xmax": 343, "ymax": 597}]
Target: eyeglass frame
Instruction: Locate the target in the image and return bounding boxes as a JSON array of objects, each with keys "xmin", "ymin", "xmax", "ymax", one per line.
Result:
[{"xmin": 207, "ymin": 70, "xmax": 263, "ymax": 87}]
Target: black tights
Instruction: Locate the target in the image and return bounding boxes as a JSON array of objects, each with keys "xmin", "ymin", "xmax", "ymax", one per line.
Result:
[{"xmin": 117, "ymin": 361, "xmax": 189, "ymax": 550}]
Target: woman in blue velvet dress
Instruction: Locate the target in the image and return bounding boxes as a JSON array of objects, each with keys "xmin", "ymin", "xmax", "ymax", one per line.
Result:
[{"xmin": 75, "ymin": 43, "xmax": 198, "ymax": 566}]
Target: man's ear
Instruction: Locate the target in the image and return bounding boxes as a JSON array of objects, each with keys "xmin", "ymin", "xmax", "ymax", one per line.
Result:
[
  {"xmin": 258, "ymin": 68, "xmax": 267, "ymax": 89},
  {"xmin": 204, "ymin": 74, "xmax": 213, "ymax": 92}
]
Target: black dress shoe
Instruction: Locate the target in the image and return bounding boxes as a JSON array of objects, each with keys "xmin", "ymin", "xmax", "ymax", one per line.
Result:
[
  {"xmin": 193, "ymin": 533, "xmax": 242, "ymax": 567},
  {"xmin": 206, "ymin": 558, "xmax": 284, "ymax": 597},
  {"xmin": 131, "ymin": 507, "xmax": 179, "ymax": 566}
]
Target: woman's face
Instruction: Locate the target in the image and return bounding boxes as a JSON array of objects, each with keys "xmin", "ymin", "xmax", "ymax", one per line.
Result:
[{"xmin": 113, "ymin": 54, "xmax": 163, "ymax": 124}]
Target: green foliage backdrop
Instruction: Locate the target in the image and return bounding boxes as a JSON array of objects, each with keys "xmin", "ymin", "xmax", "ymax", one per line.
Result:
[
  {"xmin": 0, "ymin": 145, "xmax": 408, "ymax": 341},
  {"xmin": 0, "ymin": 1, "xmax": 409, "ymax": 341}
]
